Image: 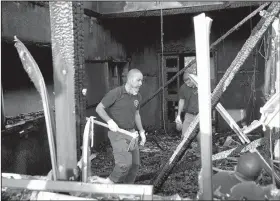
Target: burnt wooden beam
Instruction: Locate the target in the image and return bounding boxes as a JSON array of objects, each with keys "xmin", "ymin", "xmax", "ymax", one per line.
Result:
[
  {"xmin": 28, "ymin": 1, "xmax": 49, "ymax": 8},
  {"xmin": 152, "ymin": 2, "xmax": 280, "ymax": 193},
  {"xmin": 2, "ymin": 178, "xmax": 154, "ymax": 199},
  {"xmin": 1, "ymin": 36, "xmax": 51, "ymax": 47},
  {"xmin": 85, "ymin": 59, "xmax": 128, "ymax": 63},
  {"xmin": 49, "ymin": 2, "xmax": 86, "ymax": 180},
  {"xmin": 84, "ymin": 8, "xmax": 101, "ymax": 18}
]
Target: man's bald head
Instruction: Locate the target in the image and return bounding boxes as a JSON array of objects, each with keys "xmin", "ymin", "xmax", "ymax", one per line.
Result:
[
  {"xmin": 126, "ymin": 69, "xmax": 143, "ymax": 95},
  {"xmin": 127, "ymin": 69, "xmax": 143, "ymax": 81},
  {"xmin": 183, "ymin": 70, "xmax": 195, "ymax": 88}
]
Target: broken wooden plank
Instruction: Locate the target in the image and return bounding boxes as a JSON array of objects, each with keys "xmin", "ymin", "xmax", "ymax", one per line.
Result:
[
  {"xmin": 212, "ymin": 167, "xmax": 229, "ymax": 172},
  {"xmin": 242, "ymin": 120, "xmax": 262, "ymax": 135},
  {"xmin": 140, "ymin": 2, "xmax": 270, "ymax": 108},
  {"xmin": 2, "ymin": 173, "xmax": 47, "ymax": 180},
  {"xmin": 49, "ymin": 2, "xmax": 86, "ymax": 180},
  {"xmin": 260, "ymin": 92, "xmax": 280, "ymax": 129},
  {"xmin": 212, "ymin": 131, "xmax": 280, "ymax": 161},
  {"xmin": 152, "ymin": 193, "xmax": 183, "ymax": 200},
  {"xmin": 2, "ymin": 178, "xmax": 153, "ymax": 200},
  {"xmin": 152, "ymin": 2, "xmax": 280, "ymax": 193},
  {"xmin": 30, "ymin": 191, "xmax": 96, "ymax": 200},
  {"xmin": 216, "ymin": 103, "xmax": 250, "ymax": 143},
  {"xmin": 194, "ymin": 13, "xmax": 213, "ymax": 200}
]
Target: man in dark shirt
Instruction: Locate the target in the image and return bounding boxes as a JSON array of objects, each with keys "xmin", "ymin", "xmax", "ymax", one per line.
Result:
[
  {"xmin": 95, "ymin": 69, "xmax": 146, "ymax": 184},
  {"xmin": 175, "ymin": 70, "xmax": 199, "ymax": 140}
]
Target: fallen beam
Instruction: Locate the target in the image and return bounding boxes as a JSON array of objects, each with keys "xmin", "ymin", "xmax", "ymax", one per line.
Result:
[
  {"xmin": 212, "ymin": 133, "xmax": 279, "ymax": 161},
  {"xmin": 2, "ymin": 173, "xmax": 47, "ymax": 180},
  {"xmin": 215, "ymin": 103, "xmax": 250, "ymax": 143},
  {"xmin": 2, "ymin": 178, "xmax": 153, "ymax": 200},
  {"xmin": 242, "ymin": 120, "xmax": 263, "ymax": 135},
  {"xmin": 140, "ymin": 2, "xmax": 270, "ymax": 108},
  {"xmin": 30, "ymin": 191, "xmax": 96, "ymax": 200},
  {"xmin": 152, "ymin": 2, "xmax": 280, "ymax": 193}
]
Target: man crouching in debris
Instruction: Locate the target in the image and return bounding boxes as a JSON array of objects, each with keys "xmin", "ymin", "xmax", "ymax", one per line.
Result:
[
  {"xmin": 94, "ymin": 69, "xmax": 146, "ymax": 184},
  {"xmin": 197, "ymin": 152, "xmax": 269, "ymax": 200}
]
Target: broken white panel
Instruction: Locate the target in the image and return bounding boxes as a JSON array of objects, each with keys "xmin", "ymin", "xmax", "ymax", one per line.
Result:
[
  {"xmin": 260, "ymin": 92, "xmax": 280, "ymax": 129},
  {"xmin": 275, "ymin": 139, "xmax": 280, "ymax": 162}
]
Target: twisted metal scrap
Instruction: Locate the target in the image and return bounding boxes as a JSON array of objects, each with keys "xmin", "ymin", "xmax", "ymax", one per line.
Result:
[{"xmin": 152, "ymin": 2, "xmax": 280, "ymax": 192}]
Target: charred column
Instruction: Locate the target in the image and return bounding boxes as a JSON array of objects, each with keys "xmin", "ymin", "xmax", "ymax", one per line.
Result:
[{"xmin": 49, "ymin": 1, "xmax": 86, "ymax": 180}]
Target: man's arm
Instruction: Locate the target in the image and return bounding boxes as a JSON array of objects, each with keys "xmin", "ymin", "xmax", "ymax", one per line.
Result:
[
  {"xmin": 135, "ymin": 110, "xmax": 146, "ymax": 146},
  {"xmin": 96, "ymin": 102, "xmax": 119, "ymax": 132},
  {"xmin": 96, "ymin": 103, "xmax": 111, "ymax": 123},
  {"xmin": 135, "ymin": 110, "xmax": 144, "ymax": 132},
  {"xmin": 177, "ymin": 99, "xmax": 185, "ymax": 117}
]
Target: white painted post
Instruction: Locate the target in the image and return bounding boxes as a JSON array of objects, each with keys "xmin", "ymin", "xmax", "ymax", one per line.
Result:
[
  {"xmin": 271, "ymin": 16, "xmax": 279, "ymax": 162},
  {"xmin": 194, "ymin": 13, "xmax": 213, "ymax": 200}
]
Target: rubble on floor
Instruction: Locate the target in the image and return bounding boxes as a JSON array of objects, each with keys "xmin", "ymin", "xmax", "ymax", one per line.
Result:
[{"xmin": 2, "ymin": 127, "xmax": 279, "ymax": 200}]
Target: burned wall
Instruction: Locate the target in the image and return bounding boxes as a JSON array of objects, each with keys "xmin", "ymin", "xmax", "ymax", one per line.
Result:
[
  {"xmin": 1, "ymin": 1, "xmax": 51, "ymax": 43},
  {"xmin": 83, "ymin": 15, "xmax": 127, "ymax": 61}
]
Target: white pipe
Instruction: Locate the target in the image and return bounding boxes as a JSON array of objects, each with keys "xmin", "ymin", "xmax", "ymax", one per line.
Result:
[{"xmin": 194, "ymin": 13, "xmax": 213, "ymax": 200}]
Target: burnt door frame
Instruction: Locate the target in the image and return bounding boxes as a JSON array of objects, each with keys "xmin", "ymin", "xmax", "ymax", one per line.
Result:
[
  {"xmin": 159, "ymin": 50, "xmax": 218, "ymax": 130},
  {"xmin": 163, "ymin": 55, "xmax": 180, "ymax": 130}
]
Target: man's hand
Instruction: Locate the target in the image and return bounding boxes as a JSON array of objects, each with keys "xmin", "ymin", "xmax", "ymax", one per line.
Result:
[
  {"xmin": 175, "ymin": 115, "xmax": 182, "ymax": 124},
  {"xmin": 107, "ymin": 119, "xmax": 119, "ymax": 132},
  {"xmin": 131, "ymin": 131, "xmax": 139, "ymax": 139},
  {"xmin": 139, "ymin": 130, "xmax": 146, "ymax": 146},
  {"xmin": 175, "ymin": 115, "xmax": 182, "ymax": 131}
]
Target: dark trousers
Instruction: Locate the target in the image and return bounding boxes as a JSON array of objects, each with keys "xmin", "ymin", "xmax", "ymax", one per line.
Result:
[{"xmin": 108, "ymin": 130, "xmax": 140, "ymax": 184}]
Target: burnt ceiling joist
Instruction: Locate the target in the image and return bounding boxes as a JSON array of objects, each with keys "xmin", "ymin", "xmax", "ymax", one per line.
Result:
[
  {"xmin": 84, "ymin": 8, "xmax": 102, "ymax": 18},
  {"xmin": 1, "ymin": 36, "xmax": 51, "ymax": 48},
  {"xmin": 27, "ymin": 1, "xmax": 102, "ymax": 18},
  {"xmin": 22, "ymin": 1, "xmax": 269, "ymax": 20},
  {"xmin": 100, "ymin": 1, "xmax": 268, "ymax": 19}
]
